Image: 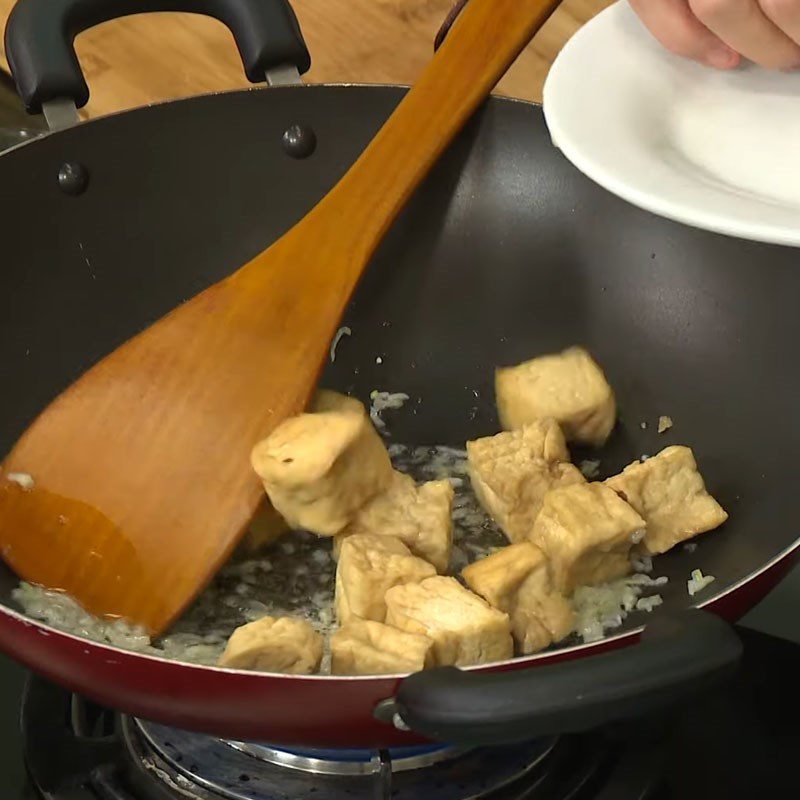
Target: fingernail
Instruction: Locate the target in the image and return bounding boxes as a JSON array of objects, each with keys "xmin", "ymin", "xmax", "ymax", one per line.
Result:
[{"xmin": 706, "ymin": 47, "xmax": 740, "ymax": 70}]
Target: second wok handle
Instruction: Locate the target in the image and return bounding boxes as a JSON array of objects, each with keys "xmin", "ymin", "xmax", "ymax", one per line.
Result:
[
  {"xmin": 312, "ymin": 0, "xmax": 561, "ymax": 267},
  {"xmin": 4, "ymin": 0, "xmax": 310, "ymax": 114},
  {"xmin": 382, "ymin": 611, "xmax": 742, "ymax": 746}
]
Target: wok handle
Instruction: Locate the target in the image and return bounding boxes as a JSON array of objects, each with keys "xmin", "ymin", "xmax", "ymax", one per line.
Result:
[
  {"xmin": 380, "ymin": 611, "xmax": 741, "ymax": 746},
  {"xmin": 4, "ymin": 0, "xmax": 311, "ymax": 114}
]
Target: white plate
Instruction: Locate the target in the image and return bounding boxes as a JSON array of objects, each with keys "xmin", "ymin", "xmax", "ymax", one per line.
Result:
[{"xmin": 543, "ymin": 1, "xmax": 800, "ymax": 246}]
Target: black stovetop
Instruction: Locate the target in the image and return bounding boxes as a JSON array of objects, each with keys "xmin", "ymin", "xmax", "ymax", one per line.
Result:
[
  {"xmin": 0, "ymin": 653, "xmax": 29, "ymax": 798},
  {"xmin": 0, "ymin": 624, "xmax": 798, "ymax": 800}
]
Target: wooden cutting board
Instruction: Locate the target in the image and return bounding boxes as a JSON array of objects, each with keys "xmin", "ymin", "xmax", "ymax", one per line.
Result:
[{"xmin": 0, "ymin": 0, "xmax": 610, "ymax": 118}]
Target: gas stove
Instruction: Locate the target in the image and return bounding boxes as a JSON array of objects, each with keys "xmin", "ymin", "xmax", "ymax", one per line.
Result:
[{"xmin": 0, "ymin": 625, "xmax": 795, "ymax": 800}]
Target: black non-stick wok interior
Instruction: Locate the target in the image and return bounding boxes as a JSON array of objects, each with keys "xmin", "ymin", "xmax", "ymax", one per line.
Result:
[{"xmin": 0, "ymin": 85, "xmax": 796, "ymax": 641}]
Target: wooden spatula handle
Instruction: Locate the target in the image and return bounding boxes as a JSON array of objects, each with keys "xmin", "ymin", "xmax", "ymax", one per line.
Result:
[{"xmin": 312, "ymin": 0, "xmax": 561, "ymax": 266}]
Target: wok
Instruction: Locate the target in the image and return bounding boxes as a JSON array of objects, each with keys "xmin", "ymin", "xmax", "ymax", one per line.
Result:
[{"xmin": 0, "ymin": 0, "xmax": 796, "ymax": 749}]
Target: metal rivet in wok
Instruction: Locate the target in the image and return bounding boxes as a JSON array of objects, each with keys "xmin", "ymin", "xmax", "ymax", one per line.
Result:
[
  {"xmin": 57, "ymin": 162, "xmax": 89, "ymax": 196},
  {"xmin": 282, "ymin": 123, "xmax": 317, "ymax": 159},
  {"xmin": 374, "ymin": 698, "xmax": 411, "ymax": 731},
  {"xmin": 392, "ymin": 712, "xmax": 411, "ymax": 732},
  {"xmin": 373, "ymin": 698, "xmax": 399, "ymax": 724}
]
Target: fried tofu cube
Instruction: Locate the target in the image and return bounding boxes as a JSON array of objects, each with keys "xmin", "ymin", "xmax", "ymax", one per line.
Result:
[
  {"xmin": 335, "ymin": 471, "xmax": 454, "ymax": 572},
  {"xmin": 335, "ymin": 533, "xmax": 436, "ymax": 624},
  {"xmin": 331, "ymin": 619, "xmax": 434, "ymax": 675},
  {"xmin": 471, "ymin": 417, "xmax": 571, "ymax": 465},
  {"xmin": 512, "ymin": 557, "xmax": 576, "ymax": 653},
  {"xmin": 218, "ymin": 616, "xmax": 322, "ymax": 674},
  {"xmin": 605, "ymin": 446, "xmax": 727, "ymax": 555},
  {"xmin": 462, "ymin": 543, "xmax": 574, "ymax": 654},
  {"xmin": 532, "ymin": 483, "xmax": 645, "ymax": 593},
  {"xmin": 384, "ymin": 576, "xmax": 513, "ymax": 666},
  {"xmin": 251, "ymin": 391, "xmax": 393, "ymax": 536},
  {"xmin": 496, "ymin": 347, "xmax": 616, "ymax": 446},
  {"xmin": 238, "ymin": 502, "xmax": 288, "ymax": 555},
  {"xmin": 467, "ymin": 422, "xmax": 585, "ymax": 543}
]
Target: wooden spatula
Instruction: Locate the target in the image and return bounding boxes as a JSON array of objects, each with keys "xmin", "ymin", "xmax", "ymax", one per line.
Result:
[{"xmin": 0, "ymin": 0, "xmax": 560, "ymax": 635}]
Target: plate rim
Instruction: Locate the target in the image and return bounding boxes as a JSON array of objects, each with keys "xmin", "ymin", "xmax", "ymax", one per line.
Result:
[{"xmin": 543, "ymin": 1, "xmax": 800, "ymax": 248}]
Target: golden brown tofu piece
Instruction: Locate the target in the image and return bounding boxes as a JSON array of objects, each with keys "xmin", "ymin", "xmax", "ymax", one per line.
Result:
[
  {"xmin": 473, "ymin": 417, "xmax": 571, "ymax": 464},
  {"xmin": 532, "ymin": 483, "xmax": 645, "ymax": 593},
  {"xmin": 238, "ymin": 502, "xmax": 288, "ymax": 555},
  {"xmin": 384, "ymin": 576, "xmax": 513, "ymax": 667},
  {"xmin": 605, "ymin": 446, "xmax": 727, "ymax": 556},
  {"xmin": 462, "ymin": 543, "xmax": 574, "ymax": 654},
  {"xmin": 467, "ymin": 423, "xmax": 585, "ymax": 543},
  {"xmin": 513, "ymin": 559, "xmax": 575, "ymax": 653},
  {"xmin": 251, "ymin": 391, "xmax": 393, "ymax": 536},
  {"xmin": 331, "ymin": 618, "xmax": 434, "ymax": 675},
  {"xmin": 334, "ymin": 471, "xmax": 454, "ymax": 572},
  {"xmin": 496, "ymin": 347, "xmax": 616, "ymax": 446},
  {"xmin": 218, "ymin": 616, "xmax": 322, "ymax": 674},
  {"xmin": 335, "ymin": 534, "xmax": 436, "ymax": 624}
]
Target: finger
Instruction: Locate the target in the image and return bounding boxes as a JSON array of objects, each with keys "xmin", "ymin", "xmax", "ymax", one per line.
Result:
[
  {"xmin": 630, "ymin": 0, "xmax": 741, "ymax": 68},
  {"xmin": 760, "ymin": 0, "xmax": 800, "ymax": 48},
  {"xmin": 689, "ymin": 0, "xmax": 800, "ymax": 68}
]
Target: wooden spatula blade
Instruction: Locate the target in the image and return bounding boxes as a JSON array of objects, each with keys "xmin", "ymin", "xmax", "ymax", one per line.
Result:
[{"xmin": 0, "ymin": 234, "xmax": 343, "ymax": 633}]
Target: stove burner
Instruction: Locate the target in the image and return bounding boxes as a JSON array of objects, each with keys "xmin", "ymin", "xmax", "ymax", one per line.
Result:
[
  {"xmin": 129, "ymin": 717, "xmax": 557, "ymax": 798},
  {"xmin": 21, "ymin": 674, "xmax": 664, "ymax": 799},
  {"xmin": 224, "ymin": 740, "xmax": 464, "ymax": 775}
]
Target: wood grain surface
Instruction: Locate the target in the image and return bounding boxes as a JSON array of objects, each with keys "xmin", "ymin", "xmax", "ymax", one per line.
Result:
[{"xmin": 0, "ymin": 0, "xmax": 611, "ymax": 119}]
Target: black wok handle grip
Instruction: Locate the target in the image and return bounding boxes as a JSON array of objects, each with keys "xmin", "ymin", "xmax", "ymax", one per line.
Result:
[
  {"xmin": 4, "ymin": 0, "xmax": 311, "ymax": 113},
  {"xmin": 385, "ymin": 610, "xmax": 741, "ymax": 746}
]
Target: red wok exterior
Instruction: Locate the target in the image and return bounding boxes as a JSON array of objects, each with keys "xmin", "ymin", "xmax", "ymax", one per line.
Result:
[{"xmin": 0, "ymin": 542, "xmax": 795, "ymax": 748}]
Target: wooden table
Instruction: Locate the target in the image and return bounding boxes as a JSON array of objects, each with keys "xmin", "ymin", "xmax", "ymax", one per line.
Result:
[{"xmin": 0, "ymin": 0, "xmax": 611, "ymax": 119}]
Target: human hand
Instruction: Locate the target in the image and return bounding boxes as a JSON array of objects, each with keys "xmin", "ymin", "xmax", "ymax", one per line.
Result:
[{"xmin": 629, "ymin": 0, "xmax": 800, "ymax": 70}]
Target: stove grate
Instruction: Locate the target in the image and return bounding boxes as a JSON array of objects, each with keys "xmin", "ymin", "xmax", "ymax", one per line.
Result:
[{"xmin": 22, "ymin": 674, "xmax": 661, "ymax": 800}]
